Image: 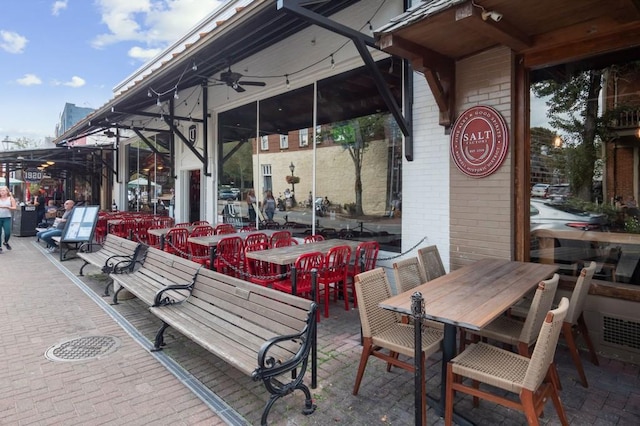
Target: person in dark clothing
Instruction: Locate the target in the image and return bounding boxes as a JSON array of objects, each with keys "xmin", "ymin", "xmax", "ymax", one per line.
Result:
[{"xmin": 34, "ymin": 188, "xmax": 46, "ymax": 226}]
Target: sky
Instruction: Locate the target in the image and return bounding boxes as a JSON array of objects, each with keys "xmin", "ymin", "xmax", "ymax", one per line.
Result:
[{"xmin": 0, "ymin": 0, "xmax": 224, "ymax": 145}]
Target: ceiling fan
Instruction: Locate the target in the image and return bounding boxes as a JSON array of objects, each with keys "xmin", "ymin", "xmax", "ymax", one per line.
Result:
[{"xmin": 213, "ymin": 67, "xmax": 266, "ymax": 92}]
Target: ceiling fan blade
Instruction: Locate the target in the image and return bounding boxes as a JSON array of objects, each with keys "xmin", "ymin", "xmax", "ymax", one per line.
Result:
[
  {"xmin": 233, "ymin": 84, "xmax": 246, "ymax": 93},
  {"xmin": 239, "ymin": 81, "xmax": 266, "ymax": 87}
]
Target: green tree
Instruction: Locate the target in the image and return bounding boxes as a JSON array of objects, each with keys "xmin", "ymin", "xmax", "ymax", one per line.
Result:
[
  {"xmin": 331, "ymin": 113, "xmax": 385, "ymax": 216},
  {"xmin": 532, "ymin": 70, "xmax": 602, "ymax": 200}
]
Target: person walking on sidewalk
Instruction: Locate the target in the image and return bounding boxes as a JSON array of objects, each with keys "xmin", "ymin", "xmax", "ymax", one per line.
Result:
[
  {"xmin": 0, "ymin": 185, "xmax": 17, "ymax": 252},
  {"xmin": 36, "ymin": 199, "xmax": 74, "ymax": 252}
]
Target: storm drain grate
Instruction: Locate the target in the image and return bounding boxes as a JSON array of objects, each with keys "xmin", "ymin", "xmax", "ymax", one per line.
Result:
[{"xmin": 45, "ymin": 335, "xmax": 121, "ymax": 362}]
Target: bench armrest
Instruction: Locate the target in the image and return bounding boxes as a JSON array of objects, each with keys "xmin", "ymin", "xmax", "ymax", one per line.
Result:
[
  {"xmin": 252, "ymin": 303, "xmax": 317, "ymax": 381},
  {"xmin": 153, "ymin": 283, "xmax": 195, "ymax": 307},
  {"xmin": 103, "ymin": 255, "xmax": 136, "ymax": 274}
]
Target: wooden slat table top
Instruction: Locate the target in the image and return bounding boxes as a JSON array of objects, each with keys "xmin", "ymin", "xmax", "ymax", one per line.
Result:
[
  {"xmin": 245, "ymin": 239, "xmax": 360, "ymax": 266},
  {"xmin": 380, "ymin": 258, "xmax": 558, "ymax": 331},
  {"xmin": 187, "ymin": 229, "xmax": 281, "ymax": 247},
  {"xmin": 148, "ymin": 226, "xmax": 195, "ymax": 237}
]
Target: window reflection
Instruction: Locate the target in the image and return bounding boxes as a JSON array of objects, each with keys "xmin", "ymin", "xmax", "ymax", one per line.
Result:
[
  {"xmin": 218, "ymin": 58, "xmax": 403, "ymax": 251},
  {"xmin": 126, "ymin": 135, "xmax": 173, "ymax": 214}
]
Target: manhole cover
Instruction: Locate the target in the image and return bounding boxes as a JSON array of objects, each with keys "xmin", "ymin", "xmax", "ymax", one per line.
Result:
[{"xmin": 45, "ymin": 335, "xmax": 121, "ymax": 362}]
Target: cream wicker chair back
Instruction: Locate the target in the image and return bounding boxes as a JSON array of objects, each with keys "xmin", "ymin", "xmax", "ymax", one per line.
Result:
[
  {"xmin": 445, "ymin": 298, "xmax": 570, "ymax": 426},
  {"xmin": 417, "ymin": 245, "xmax": 446, "ymax": 281},
  {"xmin": 562, "ymin": 261, "xmax": 598, "ymax": 387},
  {"xmin": 352, "ymin": 268, "xmax": 443, "ymax": 426},
  {"xmin": 459, "ymin": 274, "xmax": 559, "ymax": 355},
  {"xmin": 392, "ymin": 257, "xmax": 426, "ymax": 294}
]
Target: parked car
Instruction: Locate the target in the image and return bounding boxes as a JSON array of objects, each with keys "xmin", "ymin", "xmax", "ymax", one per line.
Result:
[
  {"xmin": 547, "ymin": 184, "xmax": 571, "ymax": 201},
  {"xmin": 219, "ymin": 189, "xmax": 238, "ymax": 201},
  {"xmin": 530, "ymin": 199, "xmax": 607, "ymax": 232},
  {"xmin": 530, "ymin": 183, "xmax": 550, "ymax": 198}
]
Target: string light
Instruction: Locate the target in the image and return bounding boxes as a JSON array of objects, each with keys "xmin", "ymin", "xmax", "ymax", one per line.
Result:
[
  {"xmin": 192, "ymin": 61, "xmax": 198, "ymax": 71},
  {"xmin": 367, "ymin": 20, "xmax": 373, "ymax": 31},
  {"xmin": 285, "ymin": 74, "xmax": 290, "ymax": 89},
  {"xmin": 156, "ymin": 97, "xmax": 161, "ymax": 107},
  {"xmin": 147, "ymin": 89, "xmax": 152, "ymax": 98},
  {"xmin": 330, "ymin": 54, "xmax": 335, "ymax": 69},
  {"xmin": 174, "ymin": 89, "xmax": 179, "ymax": 100}
]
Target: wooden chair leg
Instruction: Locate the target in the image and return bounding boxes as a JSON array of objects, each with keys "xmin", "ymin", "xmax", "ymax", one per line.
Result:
[
  {"xmin": 562, "ymin": 321, "xmax": 589, "ymax": 387},
  {"xmin": 445, "ymin": 363, "xmax": 455, "ymax": 426},
  {"xmin": 577, "ymin": 313, "xmax": 599, "ymax": 366},
  {"xmin": 352, "ymin": 338, "xmax": 373, "ymax": 395},
  {"xmin": 520, "ymin": 389, "xmax": 541, "ymax": 426},
  {"xmin": 549, "ymin": 362, "xmax": 563, "ymax": 391},
  {"xmin": 547, "ymin": 374, "xmax": 570, "ymax": 425}
]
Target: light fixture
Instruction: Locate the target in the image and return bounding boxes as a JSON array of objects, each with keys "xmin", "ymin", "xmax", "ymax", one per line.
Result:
[
  {"xmin": 330, "ymin": 54, "xmax": 335, "ymax": 69},
  {"xmin": 289, "ymin": 162, "xmax": 295, "ymax": 174},
  {"xmin": 481, "ymin": 10, "xmax": 503, "ymax": 22},
  {"xmin": 554, "ymin": 136, "xmax": 563, "ymax": 148},
  {"xmin": 46, "ymin": 161, "xmax": 55, "ymax": 165},
  {"xmin": 285, "ymin": 74, "xmax": 290, "ymax": 89},
  {"xmin": 156, "ymin": 97, "xmax": 161, "ymax": 106},
  {"xmin": 636, "ymin": 126, "xmax": 640, "ymax": 138},
  {"xmin": 147, "ymin": 89, "xmax": 152, "ymax": 97},
  {"xmin": 37, "ymin": 166, "xmax": 44, "ymax": 170},
  {"xmin": 174, "ymin": 89, "xmax": 179, "ymax": 100},
  {"xmin": 192, "ymin": 61, "xmax": 198, "ymax": 72}
]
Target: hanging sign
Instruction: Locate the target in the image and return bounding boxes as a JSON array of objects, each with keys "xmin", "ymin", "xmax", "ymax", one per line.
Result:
[
  {"xmin": 450, "ymin": 105, "xmax": 509, "ymax": 178},
  {"xmin": 24, "ymin": 169, "xmax": 44, "ymax": 182}
]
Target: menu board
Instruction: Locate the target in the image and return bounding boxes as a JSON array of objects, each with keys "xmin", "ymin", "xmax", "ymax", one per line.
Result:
[{"xmin": 60, "ymin": 206, "xmax": 100, "ymax": 243}]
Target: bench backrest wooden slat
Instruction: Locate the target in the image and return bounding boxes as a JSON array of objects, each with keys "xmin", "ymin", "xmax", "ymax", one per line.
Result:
[
  {"xmin": 192, "ymin": 268, "xmax": 312, "ymax": 336},
  {"xmin": 140, "ymin": 246, "xmax": 201, "ymax": 283}
]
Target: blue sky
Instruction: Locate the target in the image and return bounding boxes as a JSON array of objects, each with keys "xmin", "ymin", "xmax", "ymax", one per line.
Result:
[{"xmin": 0, "ymin": 0, "xmax": 223, "ymax": 144}]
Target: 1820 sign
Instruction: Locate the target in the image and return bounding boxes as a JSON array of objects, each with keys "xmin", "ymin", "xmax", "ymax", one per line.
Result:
[{"xmin": 24, "ymin": 170, "xmax": 44, "ymax": 182}]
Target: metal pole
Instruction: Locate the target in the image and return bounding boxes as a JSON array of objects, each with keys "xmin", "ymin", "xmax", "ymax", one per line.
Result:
[{"xmin": 411, "ymin": 292, "xmax": 424, "ymax": 426}]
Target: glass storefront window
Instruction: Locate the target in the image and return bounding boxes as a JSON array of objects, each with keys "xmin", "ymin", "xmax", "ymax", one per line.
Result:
[
  {"xmin": 126, "ymin": 134, "xmax": 173, "ymax": 214},
  {"xmin": 217, "ymin": 58, "xmax": 403, "ymax": 250}
]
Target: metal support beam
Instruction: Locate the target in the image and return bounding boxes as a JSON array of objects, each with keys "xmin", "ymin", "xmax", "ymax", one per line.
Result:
[
  {"xmin": 111, "ymin": 108, "xmax": 207, "ymax": 123},
  {"xmin": 277, "ymin": 0, "xmax": 411, "ymax": 139},
  {"xmin": 201, "ymin": 81, "xmax": 211, "ymax": 177}
]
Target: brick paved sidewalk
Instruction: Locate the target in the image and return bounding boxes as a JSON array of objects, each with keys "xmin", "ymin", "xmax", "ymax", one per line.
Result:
[{"xmin": 2, "ymin": 236, "xmax": 639, "ymax": 425}]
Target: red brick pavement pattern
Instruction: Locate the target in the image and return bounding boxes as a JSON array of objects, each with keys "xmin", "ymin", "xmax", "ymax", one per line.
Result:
[{"xmin": 0, "ymin": 237, "xmax": 224, "ymax": 425}]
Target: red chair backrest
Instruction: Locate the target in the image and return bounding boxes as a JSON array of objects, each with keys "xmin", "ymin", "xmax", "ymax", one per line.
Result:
[
  {"xmin": 214, "ymin": 223, "xmax": 236, "ymax": 235},
  {"xmin": 292, "ymin": 252, "xmax": 324, "ymax": 294},
  {"xmin": 190, "ymin": 225, "xmax": 214, "ymax": 237},
  {"xmin": 273, "ymin": 237, "xmax": 298, "ymax": 248},
  {"xmin": 354, "ymin": 241, "xmax": 380, "ymax": 274},
  {"xmin": 244, "ymin": 232, "xmax": 270, "ymax": 247},
  {"xmin": 164, "ymin": 228, "xmax": 189, "ymax": 255},
  {"xmin": 215, "ymin": 236, "xmax": 244, "ymax": 277},
  {"xmin": 323, "ymin": 245, "xmax": 352, "ymax": 280},
  {"xmin": 174, "ymin": 222, "xmax": 191, "ymax": 228},
  {"xmin": 191, "ymin": 220, "xmax": 210, "ymax": 226},
  {"xmin": 244, "ymin": 241, "xmax": 273, "ymax": 278},
  {"xmin": 270, "ymin": 230, "xmax": 292, "ymax": 247},
  {"xmin": 304, "ymin": 234, "xmax": 325, "ymax": 243}
]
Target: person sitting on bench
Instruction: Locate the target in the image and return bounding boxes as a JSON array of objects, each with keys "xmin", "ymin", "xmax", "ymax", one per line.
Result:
[{"xmin": 37, "ymin": 200, "xmax": 74, "ymax": 252}]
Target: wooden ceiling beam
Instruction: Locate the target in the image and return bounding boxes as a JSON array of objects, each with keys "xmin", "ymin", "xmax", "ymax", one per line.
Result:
[
  {"xmin": 378, "ymin": 34, "xmax": 455, "ymax": 126},
  {"xmin": 455, "ymin": 3, "xmax": 532, "ymax": 52}
]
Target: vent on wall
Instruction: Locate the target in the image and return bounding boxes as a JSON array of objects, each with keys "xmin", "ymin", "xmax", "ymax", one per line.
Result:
[{"xmin": 602, "ymin": 315, "xmax": 640, "ymax": 352}]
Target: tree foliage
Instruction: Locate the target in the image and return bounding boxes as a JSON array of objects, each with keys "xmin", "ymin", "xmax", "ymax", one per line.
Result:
[{"xmin": 531, "ymin": 70, "xmax": 602, "ymax": 199}]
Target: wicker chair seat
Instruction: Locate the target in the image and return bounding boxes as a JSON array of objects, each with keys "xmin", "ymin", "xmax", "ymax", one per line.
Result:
[{"xmin": 373, "ymin": 323, "xmax": 443, "ymax": 358}]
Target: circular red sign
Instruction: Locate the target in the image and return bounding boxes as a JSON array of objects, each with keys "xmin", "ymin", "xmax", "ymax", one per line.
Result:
[{"xmin": 450, "ymin": 105, "xmax": 509, "ymax": 178}]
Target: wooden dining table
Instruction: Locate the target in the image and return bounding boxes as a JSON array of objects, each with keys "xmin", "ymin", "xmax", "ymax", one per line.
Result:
[
  {"xmin": 244, "ymin": 238, "xmax": 360, "ymax": 266},
  {"xmin": 379, "ymin": 258, "xmax": 558, "ymax": 425},
  {"xmin": 188, "ymin": 229, "xmax": 281, "ymax": 268}
]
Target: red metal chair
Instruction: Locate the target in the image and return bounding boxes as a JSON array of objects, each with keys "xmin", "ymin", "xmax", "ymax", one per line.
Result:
[
  {"xmin": 191, "ymin": 220, "xmax": 210, "ymax": 226},
  {"xmin": 244, "ymin": 232, "xmax": 270, "ymax": 248},
  {"xmin": 213, "ymin": 236, "xmax": 244, "ymax": 277},
  {"xmin": 155, "ymin": 216, "xmax": 174, "ymax": 228},
  {"xmin": 174, "ymin": 222, "xmax": 191, "ymax": 228},
  {"xmin": 214, "ymin": 223, "xmax": 236, "ymax": 235},
  {"xmin": 244, "ymin": 242, "xmax": 279, "ymax": 287},
  {"xmin": 273, "ymin": 251, "xmax": 323, "ymax": 304},
  {"xmin": 272, "ymin": 238, "xmax": 298, "ymax": 248},
  {"xmin": 347, "ymin": 241, "xmax": 380, "ymax": 308},
  {"xmin": 304, "ymin": 234, "xmax": 325, "ymax": 243},
  {"xmin": 269, "ymin": 230, "xmax": 292, "ymax": 247},
  {"xmin": 189, "ymin": 225, "xmax": 214, "ymax": 237},
  {"xmin": 147, "ymin": 227, "xmax": 162, "ymax": 249},
  {"xmin": 164, "ymin": 228, "xmax": 189, "ymax": 258},
  {"xmin": 94, "ymin": 215, "xmax": 108, "ymax": 243},
  {"xmin": 318, "ymin": 245, "xmax": 352, "ymax": 317}
]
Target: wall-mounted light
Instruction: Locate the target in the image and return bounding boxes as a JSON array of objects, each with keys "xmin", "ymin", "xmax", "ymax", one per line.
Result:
[
  {"xmin": 46, "ymin": 161, "xmax": 55, "ymax": 165},
  {"xmin": 481, "ymin": 10, "xmax": 503, "ymax": 22},
  {"xmin": 636, "ymin": 126, "xmax": 640, "ymax": 138}
]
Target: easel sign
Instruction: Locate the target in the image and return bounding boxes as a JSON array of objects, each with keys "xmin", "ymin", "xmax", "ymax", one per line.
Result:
[{"xmin": 61, "ymin": 205, "xmax": 100, "ymax": 243}]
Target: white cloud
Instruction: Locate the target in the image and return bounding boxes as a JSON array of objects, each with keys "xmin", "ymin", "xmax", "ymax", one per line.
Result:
[
  {"xmin": 0, "ymin": 30, "xmax": 28, "ymax": 54},
  {"xmin": 52, "ymin": 0, "xmax": 68, "ymax": 16},
  {"xmin": 17, "ymin": 74, "xmax": 42, "ymax": 86},
  {"xmin": 128, "ymin": 45, "xmax": 162, "ymax": 61},
  {"xmin": 63, "ymin": 76, "xmax": 86, "ymax": 88},
  {"xmin": 91, "ymin": 0, "xmax": 221, "ymax": 60}
]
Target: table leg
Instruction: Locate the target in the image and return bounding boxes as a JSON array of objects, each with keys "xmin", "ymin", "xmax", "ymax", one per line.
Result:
[
  {"xmin": 209, "ymin": 246, "xmax": 215, "ymax": 270},
  {"xmin": 160, "ymin": 235, "xmax": 165, "ymax": 250}
]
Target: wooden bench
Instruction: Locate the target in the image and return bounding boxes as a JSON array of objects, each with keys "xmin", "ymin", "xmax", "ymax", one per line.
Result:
[
  {"xmin": 149, "ymin": 267, "xmax": 318, "ymax": 425},
  {"xmin": 110, "ymin": 246, "xmax": 202, "ymax": 306},
  {"xmin": 50, "ymin": 235, "xmax": 84, "ymax": 261},
  {"xmin": 77, "ymin": 234, "xmax": 146, "ymax": 296}
]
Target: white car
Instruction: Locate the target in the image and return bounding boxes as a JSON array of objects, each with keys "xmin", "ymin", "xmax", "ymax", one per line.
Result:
[
  {"xmin": 530, "ymin": 199, "xmax": 606, "ymax": 231},
  {"xmin": 530, "ymin": 183, "xmax": 550, "ymax": 198}
]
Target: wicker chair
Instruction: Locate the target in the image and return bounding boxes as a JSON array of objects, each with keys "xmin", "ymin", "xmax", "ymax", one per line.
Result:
[
  {"xmin": 560, "ymin": 261, "xmax": 599, "ymax": 387},
  {"xmin": 352, "ymin": 268, "xmax": 443, "ymax": 426},
  {"xmin": 417, "ymin": 245, "xmax": 446, "ymax": 281},
  {"xmin": 509, "ymin": 261, "xmax": 599, "ymax": 387},
  {"xmin": 445, "ymin": 298, "xmax": 570, "ymax": 426},
  {"xmin": 392, "ymin": 257, "xmax": 443, "ymax": 330},
  {"xmin": 459, "ymin": 274, "xmax": 560, "ymax": 356}
]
